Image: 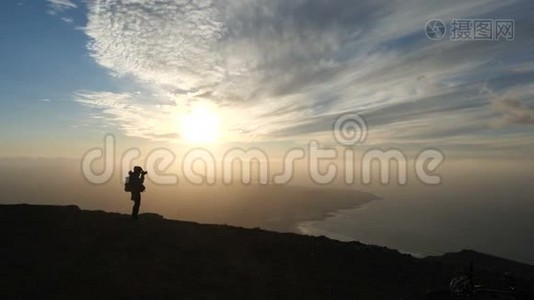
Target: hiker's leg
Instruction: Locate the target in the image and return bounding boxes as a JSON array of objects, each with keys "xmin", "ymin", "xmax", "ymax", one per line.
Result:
[
  {"xmin": 132, "ymin": 199, "xmax": 140, "ymax": 219},
  {"xmin": 132, "ymin": 193, "xmax": 141, "ymax": 219}
]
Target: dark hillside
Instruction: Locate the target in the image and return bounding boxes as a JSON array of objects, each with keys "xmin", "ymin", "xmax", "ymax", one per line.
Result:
[{"xmin": 1, "ymin": 204, "xmax": 533, "ymax": 299}]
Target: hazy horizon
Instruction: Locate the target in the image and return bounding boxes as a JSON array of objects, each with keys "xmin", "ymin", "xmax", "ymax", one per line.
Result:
[{"xmin": 1, "ymin": 156, "xmax": 533, "ymax": 264}]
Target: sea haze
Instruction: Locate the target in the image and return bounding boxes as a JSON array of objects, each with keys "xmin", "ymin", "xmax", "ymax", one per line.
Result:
[
  {"xmin": 0, "ymin": 157, "xmax": 377, "ymax": 232},
  {"xmin": 298, "ymin": 159, "xmax": 534, "ymax": 264},
  {"xmin": 1, "ymin": 157, "xmax": 533, "ymax": 264}
]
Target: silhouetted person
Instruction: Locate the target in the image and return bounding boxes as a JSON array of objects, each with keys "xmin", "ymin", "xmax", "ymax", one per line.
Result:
[{"xmin": 128, "ymin": 166, "xmax": 147, "ymax": 220}]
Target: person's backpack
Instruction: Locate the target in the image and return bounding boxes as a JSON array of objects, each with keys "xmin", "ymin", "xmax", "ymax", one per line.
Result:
[
  {"xmin": 124, "ymin": 175, "xmax": 145, "ymax": 192},
  {"xmin": 124, "ymin": 176, "xmax": 131, "ymax": 192}
]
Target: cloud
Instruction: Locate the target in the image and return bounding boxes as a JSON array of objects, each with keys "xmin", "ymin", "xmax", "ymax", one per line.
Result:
[
  {"xmin": 493, "ymin": 97, "xmax": 534, "ymax": 125},
  {"xmin": 75, "ymin": 91, "xmax": 185, "ymax": 141},
  {"xmin": 61, "ymin": 17, "xmax": 74, "ymax": 24},
  {"xmin": 47, "ymin": 0, "xmax": 77, "ymax": 17},
  {"xmin": 77, "ymin": 0, "xmax": 533, "ymax": 152},
  {"xmin": 48, "ymin": 0, "xmax": 77, "ymax": 9}
]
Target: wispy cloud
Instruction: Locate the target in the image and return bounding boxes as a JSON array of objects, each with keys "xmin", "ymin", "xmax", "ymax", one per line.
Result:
[
  {"xmin": 48, "ymin": 0, "xmax": 77, "ymax": 9},
  {"xmin": 61, "ymin": 17, "xmax": 74, "ymax": 24},
  {"xmin": 493, "ymin": 95, "xmax": 534, "ymax": 125},
  {"xmin": 47, "ymin": 0, "xmax": 77, "ymax": 17},
  {"xmin": 75, "ymin": 91, "xmax": 182, "ymax": 141},
  {"xmin": 76, "ymin": 0, "xmax": 534, "ymax": 154}
]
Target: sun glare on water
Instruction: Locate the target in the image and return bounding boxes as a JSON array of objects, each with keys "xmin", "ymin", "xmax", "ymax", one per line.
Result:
[{"xmin": 179, "ymin": 103, "xmax": 222, "ymax": 145}]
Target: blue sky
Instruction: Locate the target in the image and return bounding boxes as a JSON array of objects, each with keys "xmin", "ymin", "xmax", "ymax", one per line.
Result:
[
  {"xmin": 1, "ymin": 0, "xmax": 533, "ymax": 158},
  {"xmin": 0, "ymin": 0, "xmax": 121, "ymax": 156}
]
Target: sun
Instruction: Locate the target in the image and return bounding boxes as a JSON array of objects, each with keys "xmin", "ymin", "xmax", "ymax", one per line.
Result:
[{"xmin": 179, "ymin": 103, "xmax": 222, "ymax": 144}]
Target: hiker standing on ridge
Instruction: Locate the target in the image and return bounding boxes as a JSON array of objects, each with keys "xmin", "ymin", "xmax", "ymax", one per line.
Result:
[{"xmin": 126, "ymin": 166, "xmax": 147, "ymax": 220}]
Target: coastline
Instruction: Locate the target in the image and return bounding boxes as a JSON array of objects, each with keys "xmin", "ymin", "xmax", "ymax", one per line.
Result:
[{"xmin": 296, "ymin": 207, "xmax": 444, "ymax": 259}]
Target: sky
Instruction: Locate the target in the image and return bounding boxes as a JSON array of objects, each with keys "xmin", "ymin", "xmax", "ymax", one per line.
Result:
[{"xmin": 1, "ymin": 0, "xmax": 533, "ymax": 159}]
